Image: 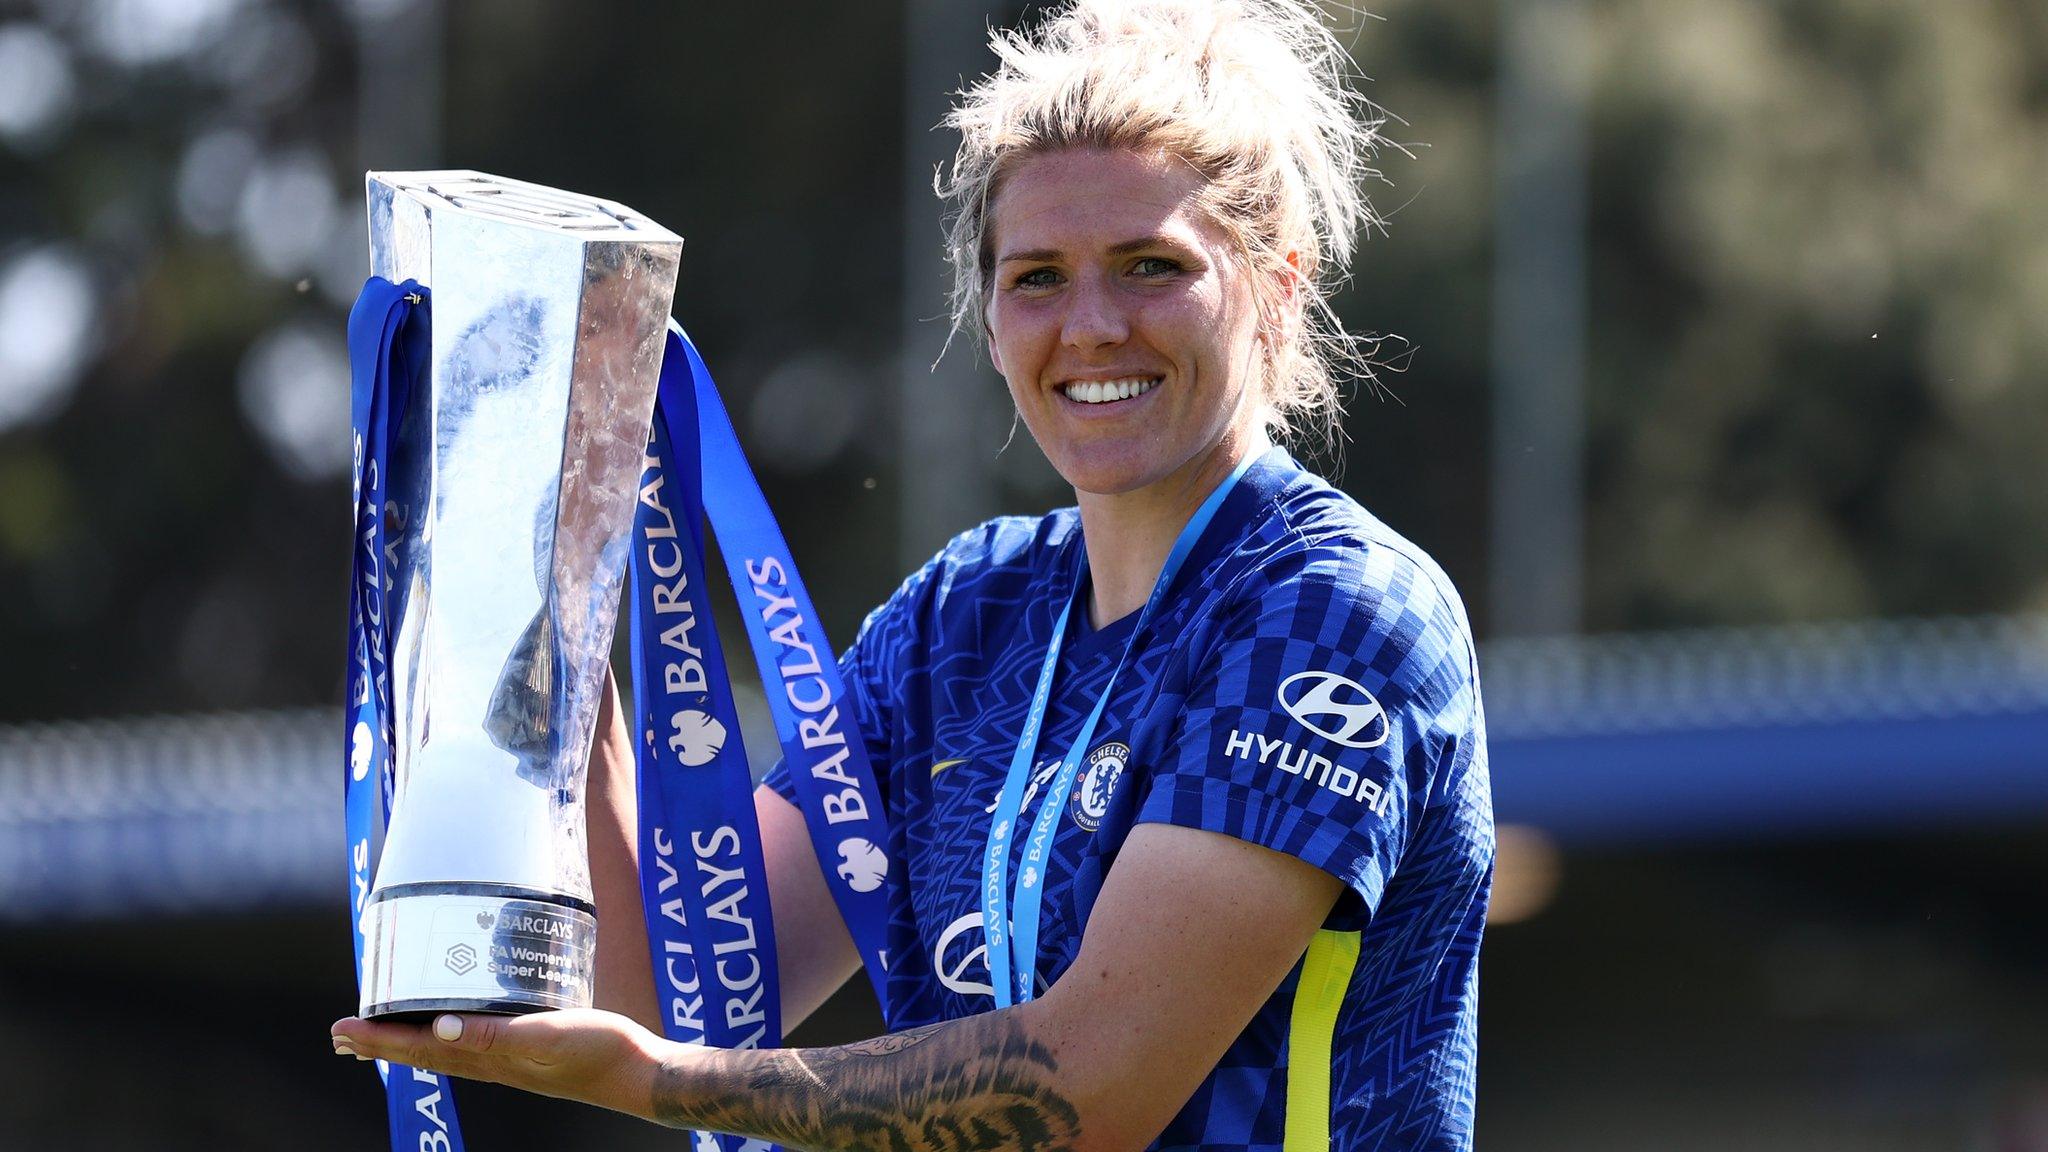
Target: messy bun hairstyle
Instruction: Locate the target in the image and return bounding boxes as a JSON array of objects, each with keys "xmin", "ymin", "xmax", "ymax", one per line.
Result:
[{"xmin": 940, "ymin": 0, "xmax": 1388, "ymax": 452}]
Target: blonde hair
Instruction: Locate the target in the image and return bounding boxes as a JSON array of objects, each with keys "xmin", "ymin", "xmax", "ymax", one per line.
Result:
[{"xmin": 939, "ymin": 0, "xmax": 1391, "ymax": 451}]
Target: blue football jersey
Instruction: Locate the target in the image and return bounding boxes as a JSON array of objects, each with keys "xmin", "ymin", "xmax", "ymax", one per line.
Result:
[{"xmin": 767, "ymin": 447, "xmax": 1493, "ymax": 1151}]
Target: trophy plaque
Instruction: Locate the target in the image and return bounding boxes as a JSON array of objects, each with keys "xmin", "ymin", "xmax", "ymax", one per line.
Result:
[{"xmin": 355, "ymin": 171, "xmax": 681, "ymax": 1019}]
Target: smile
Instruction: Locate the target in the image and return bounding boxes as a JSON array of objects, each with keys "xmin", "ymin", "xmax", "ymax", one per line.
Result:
[{"xmin": 1060, "ymin": 377, "xmax": 1160, "ymax": 405}]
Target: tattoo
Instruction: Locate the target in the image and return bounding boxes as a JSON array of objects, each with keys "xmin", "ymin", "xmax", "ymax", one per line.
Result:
[
  {"xmin": 828, "ymin": 1023, "xmax": 946, "ymax": 1060},
  {"xmin": 653, "ymin": 1014, "xmax": 1081, "ymax": 1152}
]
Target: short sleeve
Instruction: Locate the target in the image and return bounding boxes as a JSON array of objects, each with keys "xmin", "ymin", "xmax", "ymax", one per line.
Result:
[{"xmin": 1136, "ymin": 542, "xmax": 1480, "ymax": 927}]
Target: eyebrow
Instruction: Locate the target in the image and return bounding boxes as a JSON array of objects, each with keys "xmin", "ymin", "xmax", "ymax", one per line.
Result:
[{"xmin": 995, "ymin": 234, "xmax": 1180, "ymax": 264}]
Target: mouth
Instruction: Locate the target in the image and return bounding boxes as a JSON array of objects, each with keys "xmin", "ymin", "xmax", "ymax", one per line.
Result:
[{"xmin": 1059, "ymin": 376, "xmax": 1161, "ymax": 406}]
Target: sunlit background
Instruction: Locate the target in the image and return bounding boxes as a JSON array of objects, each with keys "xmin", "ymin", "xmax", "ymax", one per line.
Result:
[{"xmin": 1, "ymin": 0, "xmax": 2044, "ymax": 1148}]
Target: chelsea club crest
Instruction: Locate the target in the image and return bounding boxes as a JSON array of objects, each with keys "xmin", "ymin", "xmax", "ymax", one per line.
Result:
[{"xmin": 1069, "ymin": 741, "xmax": 1129, "ymax": 833}]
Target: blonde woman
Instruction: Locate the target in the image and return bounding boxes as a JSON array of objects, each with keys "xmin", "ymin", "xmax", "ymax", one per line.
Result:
[{"xmin": 335, "ymin": 3, "xmax": 1491, "ymax": 1148}]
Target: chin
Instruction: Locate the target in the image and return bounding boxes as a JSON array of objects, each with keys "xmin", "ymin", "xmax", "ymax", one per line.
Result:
[{"xmin": 1047, "ymin": 442, "xmax": 1174, "ymax": 498}]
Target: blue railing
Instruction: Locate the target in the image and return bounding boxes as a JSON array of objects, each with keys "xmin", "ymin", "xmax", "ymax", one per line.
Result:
[{"xmin": 2, "ymin": 616, "xmax": 2044, "ymax": 918}]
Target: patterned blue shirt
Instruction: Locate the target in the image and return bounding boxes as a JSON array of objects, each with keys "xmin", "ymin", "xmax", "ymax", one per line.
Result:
[{"xmin": 768, "ymin": 448, "xmax": 1492, "ymax": 1151}]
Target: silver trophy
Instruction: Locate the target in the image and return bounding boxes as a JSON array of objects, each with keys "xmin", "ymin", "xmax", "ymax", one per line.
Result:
[{"xmin": 356, "ymin": 171, "xmax": 681, "ymax": 1019}]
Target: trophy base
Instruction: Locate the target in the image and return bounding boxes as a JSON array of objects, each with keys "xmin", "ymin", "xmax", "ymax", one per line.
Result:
[{"xmin": 359, "ymin": 882, "xmax": 598, "ymax": 1020}]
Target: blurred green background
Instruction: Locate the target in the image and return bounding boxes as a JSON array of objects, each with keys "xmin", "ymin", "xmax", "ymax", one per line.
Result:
[{"xmin": 0, "ymin": 0, "xmax": 2043, "ymax": 1148}]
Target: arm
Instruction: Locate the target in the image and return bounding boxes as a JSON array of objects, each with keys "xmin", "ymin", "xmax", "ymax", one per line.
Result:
[
  {"xmin": 654, "ymin": 823, "xmax": 1340, "ymax": 1152},
  {"xmin": 586, "ymin": 667, "xmax": 862, "ymax": 1035},
  {"xmin": 335, "ymin": 821, "xmax": 1341, "ymax": 1152},
  {"xmin": 585, "ymin": 665, "xmax": 659, "ymax": 1030},
  {"xmin": 751, "ymin": 782, "xmax": 865, "ymax": 1028}
]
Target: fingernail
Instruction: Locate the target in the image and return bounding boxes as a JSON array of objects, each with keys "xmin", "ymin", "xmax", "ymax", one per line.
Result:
[
  {"xmin": 433, "ymin": 1014, "xmax": 463, "ymax": 1043},
  {"xmin": 333, "ymin": 1039, "xmax": 359, "ymax": 1058}
]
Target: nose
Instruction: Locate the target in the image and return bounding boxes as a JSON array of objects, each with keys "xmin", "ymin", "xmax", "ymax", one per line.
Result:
[{"xmin": 1059, "ymin": 272, "xmax": 1128, "ymax": 353}]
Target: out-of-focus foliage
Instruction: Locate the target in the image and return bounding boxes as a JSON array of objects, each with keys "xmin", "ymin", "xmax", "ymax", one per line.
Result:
[
  {"xmin": 0, "ymin": 0, "xmax": 2044, "ymax": 721},
  {"xmin": 0, "ymin": 0, "xmax": 370, "ymax": 719},
  {"xmin": 1345, "ymin": 0, "xmax": 2048, "ymax": 633},
  {"xmin": 1577, "ymin": 0, "xmax": 2048, "ymax": 626},
  {"xmin": 0, "ymin": 0, "xmax": 906, "ymax": 720}
]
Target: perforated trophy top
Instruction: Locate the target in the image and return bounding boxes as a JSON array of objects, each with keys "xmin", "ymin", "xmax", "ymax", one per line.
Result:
[{"xmin": 367, "ymin": 170, "xmax": 681, "ymax": 242}]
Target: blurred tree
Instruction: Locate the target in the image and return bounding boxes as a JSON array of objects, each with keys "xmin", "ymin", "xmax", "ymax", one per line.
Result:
[
  {"xmin": 0, "ymin": 0, "xmax": 910, "ymax": 721},
  {"xmin": 1344, "ymin": 0, "xmax": 2048, "ymax": 634},
  {"xmin": 1576, "ymin": 0, "xmax": 2048, "ymax": 627},
  {"xmin": 1, "ymin": 0, "xmax": 2044, "ymax": 723}
]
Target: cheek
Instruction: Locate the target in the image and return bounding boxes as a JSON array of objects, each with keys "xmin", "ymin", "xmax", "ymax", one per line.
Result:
[
  {"xmin": 1166, "ymin": 287, "xmax": 1242, "ymax": 373},
  {"xmin": 1206, "ymin": 280, "xmax": 1263, "ymax": 366},
  {"xmin": 989, "ymin": 299, "xmax": 1051, "ymax": 382},
  {"xmin": 989, "ymin": 323, "xmax": 1040, "ymax": 415}
]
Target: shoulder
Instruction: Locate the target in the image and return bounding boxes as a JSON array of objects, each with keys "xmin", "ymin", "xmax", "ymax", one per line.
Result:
[
  {"xmin": 898, "ymin": 509, "xmax": 1078, "ymax": 611},
  {"xmin": 853, "ymin": 510, "xmax": 1079, "ymax": 647},
  {"xmin": 926, "ymin": 510, "xmax": 1079, "ymax": 587},
  {"xmin": 1137, "ymin": 463, "xmax": 1487, "ymax": 907},
  {"xmin": 1211, "ymin": 466, "xmax": 1479, "ymax": 707}
]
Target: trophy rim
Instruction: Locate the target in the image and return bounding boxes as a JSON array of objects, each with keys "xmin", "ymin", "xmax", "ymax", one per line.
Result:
[
  {"xmin": 365, "ymin": 168, "xmax": 684, "ymax": 246},
  {"xmin": 361, "ymin": 997, "xmax": 563, "ymax": 1021}
]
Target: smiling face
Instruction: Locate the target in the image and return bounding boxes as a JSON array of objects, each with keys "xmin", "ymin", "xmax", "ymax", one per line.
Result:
[{"xmin": 984, "ymin": 147, "xmax": 1275, "ymax": 498}]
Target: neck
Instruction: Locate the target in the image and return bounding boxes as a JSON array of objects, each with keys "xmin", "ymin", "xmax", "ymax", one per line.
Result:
[{"xmin": 1076, "ymin": 425, "xmax": 1273, "ymax": 630}]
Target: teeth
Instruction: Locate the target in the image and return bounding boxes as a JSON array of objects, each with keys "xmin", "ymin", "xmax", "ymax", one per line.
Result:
[{"xmin": 1064, "ymin": 377, "xmax": 1159, "ymax": 405}]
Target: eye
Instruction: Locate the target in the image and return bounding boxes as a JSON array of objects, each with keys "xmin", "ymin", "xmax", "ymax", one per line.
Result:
[
  {"xmin": 1130, "ymin": 256, "xmax": 1183, "ymax": 277},
  {"xmin": 1012, "ymin": 267, "xmax": 1063, "ymax": 289}
]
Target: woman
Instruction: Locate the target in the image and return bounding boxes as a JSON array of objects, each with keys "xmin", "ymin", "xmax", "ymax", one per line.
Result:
[{"xmin": 333, "ymin": 2, "xmax": 1492, "ymax": 1149}]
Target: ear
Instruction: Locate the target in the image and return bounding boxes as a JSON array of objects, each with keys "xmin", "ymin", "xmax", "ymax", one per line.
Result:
[{"xmin": 1264, "ymin": 249, "xmax": 1306, "ymax": 343}]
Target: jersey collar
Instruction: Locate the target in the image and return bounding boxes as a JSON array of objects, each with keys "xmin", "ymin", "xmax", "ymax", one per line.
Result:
[{"xmin": 1068, "ymin": 445, "xmax": 1302, "ymax": 657}]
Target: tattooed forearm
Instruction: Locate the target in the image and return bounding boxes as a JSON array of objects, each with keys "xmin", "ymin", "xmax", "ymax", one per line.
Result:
[{"xmin": 652, "ymin": 1013, "xmax": 1082, "ymax": 1152}]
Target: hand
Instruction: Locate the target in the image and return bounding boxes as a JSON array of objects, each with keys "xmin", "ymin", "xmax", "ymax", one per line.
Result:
[{"xmin": 331, "ymin": 1008, "xmax": 673, "ymax": 1121}]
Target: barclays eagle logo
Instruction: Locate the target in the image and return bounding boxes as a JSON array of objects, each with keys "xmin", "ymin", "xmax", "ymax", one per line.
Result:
[
  {"xmin": 835, "ymin": 837, "xmax": 887, "ymax": 893},
  {"xmin": 667, "ymin": 708, "xmax": 728, "ymax": 766}
]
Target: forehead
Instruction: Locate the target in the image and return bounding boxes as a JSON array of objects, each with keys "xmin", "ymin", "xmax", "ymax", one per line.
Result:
[{"xmin": 988, "ymin": 148, "xmax": 1216, "ymax": 254}]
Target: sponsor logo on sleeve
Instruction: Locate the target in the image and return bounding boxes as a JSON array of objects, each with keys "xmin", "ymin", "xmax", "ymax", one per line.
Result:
[
  {"xmin": 1223, "ymin": 669, "xmax": 1396, "ymax": 814},
  {"xmin": 1278, "ymin": 671, "xmax": 1389, "ymax": 749}
]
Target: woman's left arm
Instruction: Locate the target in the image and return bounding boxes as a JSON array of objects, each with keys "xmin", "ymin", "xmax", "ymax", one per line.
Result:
[{"xmin": 332, "ymin": 820, "xmax": 1341, "ymax": 1152}]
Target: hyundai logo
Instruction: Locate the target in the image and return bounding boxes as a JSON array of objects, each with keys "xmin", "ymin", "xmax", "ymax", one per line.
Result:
[{"xmin": 1277, "ymin": 670, "xmax": 1389, "ymax": 749}]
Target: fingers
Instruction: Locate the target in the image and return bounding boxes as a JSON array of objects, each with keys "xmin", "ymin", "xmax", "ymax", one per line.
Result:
[
  {"xmin": 437, "ymin": 1012, "xmax": 505, "ymax": 1054},
  {"xmin": 330, "ymin": 1014, "xmax": 497, "ymax": 1077},
  {"xmin": 329, "ymin": 1010, "xmax": 660, "ymax": 1118},
  {"xmin": 331, "ymin": 1015, "xmax": 423, "ymax": 1061}
]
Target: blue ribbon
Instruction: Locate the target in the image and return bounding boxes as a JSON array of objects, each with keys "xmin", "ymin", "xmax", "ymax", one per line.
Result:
[
  {"xmin": 346, "ymin": 276, "xmax": 467, "ymax": 1152},
  {"xmin": 351, "ymin": 277, "xmax": 894, "ymax": 1152},
  {"xmin": 981, "ymin": 452, "xmax": 1258, "ymax": 1007},
  {"xmin": 628, "ymin": 323, "xmax": 895, "ymax": 1152},
  {"xmin": 676, "ymin": 326, "xmax": 895, "ymax": 1000},
  {"xmin": 628, "ymin": 330, "xmax": 784, "ymax": 1068}
]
